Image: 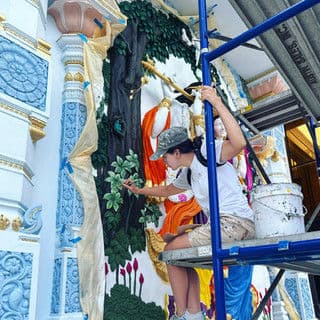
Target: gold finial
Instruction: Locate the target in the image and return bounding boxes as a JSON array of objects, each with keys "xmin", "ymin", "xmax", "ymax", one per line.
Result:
[
  {"xmin": 12, "ymin": 216, "xmax": 22, "ymax": 232},
  {"xmin": 0, "ymin": 214, "xmax": 10, "ymax": 230}
]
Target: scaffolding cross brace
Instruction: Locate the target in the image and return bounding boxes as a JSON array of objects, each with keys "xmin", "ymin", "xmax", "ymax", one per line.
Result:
[{"xmin": 197, "ymin": 0, "xmax": 320, "ymax": 318}]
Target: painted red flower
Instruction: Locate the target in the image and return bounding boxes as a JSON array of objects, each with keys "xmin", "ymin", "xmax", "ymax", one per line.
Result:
[
  {"xmin": 126, "ymin": 262, "xmax": 132, "ymax": 274},
  {"xmin": 133, "ymin": 258, "xmax": 138, "ymax": 271}
]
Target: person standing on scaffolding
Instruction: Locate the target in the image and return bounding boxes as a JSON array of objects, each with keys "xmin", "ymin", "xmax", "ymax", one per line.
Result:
[{"xmin": 123, "ymin": 85, "xmax": 255, "ymax": 320}]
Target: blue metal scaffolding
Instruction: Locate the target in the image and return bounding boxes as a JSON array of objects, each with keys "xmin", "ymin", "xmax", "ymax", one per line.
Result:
[{"xmin": 197, "ymin": 0, "xmax": 320, "ymax": 318}]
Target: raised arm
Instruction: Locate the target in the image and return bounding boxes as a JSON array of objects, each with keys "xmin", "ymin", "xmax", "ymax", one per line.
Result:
[
  {"xmin": 122, "ymin": 178, "xmax": 185, "ymax": 197},
  {"xmin": 201, "ymin": 85, "xmax": 246, "ymax": 161}
]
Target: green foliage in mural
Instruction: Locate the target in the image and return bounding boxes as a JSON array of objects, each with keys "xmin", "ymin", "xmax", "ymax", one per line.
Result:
[
  {"xmin": 139, "ymin": 203, "xmax": 162, "ymax": 228},
  {"xmin": 104, "ymin": 285, "xmax": 165, "ymax": 320},
  {"xmin": 100, "ymin": 150, "xmax": 146, "ymax": 271},
  {"xmin": 105, "ymin": 229, "xmax": 131, "ymax": 272},
  {"xmin": 115, "ymin": 0, "xmax": 198, "ymax": 75}
]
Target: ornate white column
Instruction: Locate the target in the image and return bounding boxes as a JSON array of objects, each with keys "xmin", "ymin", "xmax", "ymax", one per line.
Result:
[
  {"xmin": 48, "ymin": 1, "xmax": 126, "ymax": 319},
  {"xmin": 50, "ymin": 34, "xmax": 86, "ymax": 319}
]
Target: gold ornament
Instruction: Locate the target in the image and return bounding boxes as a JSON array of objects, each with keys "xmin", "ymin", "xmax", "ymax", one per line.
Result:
[
  {"xmin": 64, "ymin": 72, "xmax": 73, "ymax": 82},
  {"xmin": 0, "ymin": 214, "xmax": 10, "ymax": 230},
  {"xmin": 29, "ymin": 116, "xmax": 46, "ymax": 142},
  {"xmin": 12, "ymin": 216, "xmax": 22, "ymax": 232},
  {"xmin": 74, "ymin": 72, "xmax": 84, "ymax": 83},
  {"xmin": 159, "ymin": 97, "xmax": 172, "ymax": 109}
]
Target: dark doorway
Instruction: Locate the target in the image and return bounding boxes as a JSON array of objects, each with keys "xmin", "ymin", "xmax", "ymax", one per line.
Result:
[{"xmin": 285, "ymin": 119, "xmax": 320, "ymax": 317}]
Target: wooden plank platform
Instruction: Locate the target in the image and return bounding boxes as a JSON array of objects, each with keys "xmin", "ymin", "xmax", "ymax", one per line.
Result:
[{"xmin": 159, "ymin": 231, "xmax": 320, "ymax": 275}]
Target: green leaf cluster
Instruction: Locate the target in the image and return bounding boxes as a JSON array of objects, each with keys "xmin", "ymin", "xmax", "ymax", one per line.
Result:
[
  {"xmin": 104, "ymin": 284, "xmax": 165, "ymax": 320},
  {"xmin": 129, "ymin": 227, "xmax": 146, "ymax": 253},
  {"xmin": 102, "ymin": 150, "xmax": 146, "ymax": 270},
  {"xmin": 105, "ymin": 229, "xmax": 131, "ymax": 271},
  {"xmin": 115, "ymin": 0, "xmax": 198, "ymax": 75},
  {"xmin": 139, "ymin": 202, "xmax": 162, "ymax": 228}
]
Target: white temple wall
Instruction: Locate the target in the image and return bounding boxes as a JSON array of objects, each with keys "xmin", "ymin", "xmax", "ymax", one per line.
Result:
[
  {"xmin": 31, "ymin": 15, "xmax": 64, "ymax": 320},
  {"xmin": 0, "ymin": 0, "xmax": 47, "ymax": 39}
]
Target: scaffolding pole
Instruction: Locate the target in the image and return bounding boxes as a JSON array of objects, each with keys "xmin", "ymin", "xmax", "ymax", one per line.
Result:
[{"xmin": 197, "ymin": 0, "xmax": 320, "ymax": 318}]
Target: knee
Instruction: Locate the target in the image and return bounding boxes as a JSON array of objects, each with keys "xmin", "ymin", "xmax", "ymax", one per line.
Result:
[{"xmin": 164, "ymin": 242, "xmax": 172, "ymax": 251}]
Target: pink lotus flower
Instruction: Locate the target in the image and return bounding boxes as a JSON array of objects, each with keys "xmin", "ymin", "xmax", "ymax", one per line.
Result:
[
  {"xmin": 133, "ymin": 258, "xmax": 138, "ymax": 271},
  {"xmin": 120, "ymin": 268, "xmax": 126, "ymax": 276},
  {"xmin": 139, "ymin": 273, "xmax": 144, "ymax": 284},
  {"xmin": 126, "ymin": 262, "xmax": 132, "ymax": 274}
]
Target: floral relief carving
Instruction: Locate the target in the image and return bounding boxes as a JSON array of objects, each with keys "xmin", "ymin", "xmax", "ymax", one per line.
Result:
[
  {"xmin": 65, "ymin": 258, "xmax": 81, "ymax": 313},
  {"xmin": 0, "ymin": 251, "xmax": 33, "ymax": 319},
  {"xmin": 0, "ymin": 35, "xmax": 48, "ymax": 111},
  {"xmin": 56, "ymin": 102, "xmax": 86, "ymax": 228}
]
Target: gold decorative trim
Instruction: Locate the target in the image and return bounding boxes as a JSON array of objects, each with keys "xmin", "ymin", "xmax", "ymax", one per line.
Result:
[
  {"xmin": 0, "ymin": 102, "xmax": 28, "ymax": 119},
  {"xmin": 0, "ymin": 155, "xmax": 34, "ymax": 180},
  {"xmin": 0, "ymin": 14, "xmax": 5, "ymax": 31},
  {"xmin": 37, "ymin": 38, "xmax": 51, "ymax": 57},
  {"xmin": 65, "ymin": 72, "xmax": 73, "ymax": 82},
  {"xmin": 245, "ymin": 67, "xmax": 277, "ymax": 84},
  {"xmin": 64, "ymin": 60, "xmax": 84, "ymax": 66},
  {"xmin": 3, "ymin": 25, "xmax": 35, "ymax": 48},
  {"xmin": 0, "ymin": 214, "xmax": 10, "ymax": 230},
  {"xmin": 64, "ymin": 72, "xmax": 85, "ymax": 82},
  {"xmin": 0, "ymin": 159, "xmax": 24, "ymax": 172},
  {"xmin": 1, "ymin": 22, "xmax": 51, "ymax": 59},
  {"xmin": 74, "ymin": 72, "xmax": 84, "ymax": 83},
  {"xmin": 12, "ymin": 216, "xmax": 22, "ymax": 232},
  {"xmin": 29, "ymin": 116, "xmax": 46, "ymax": 142}
]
